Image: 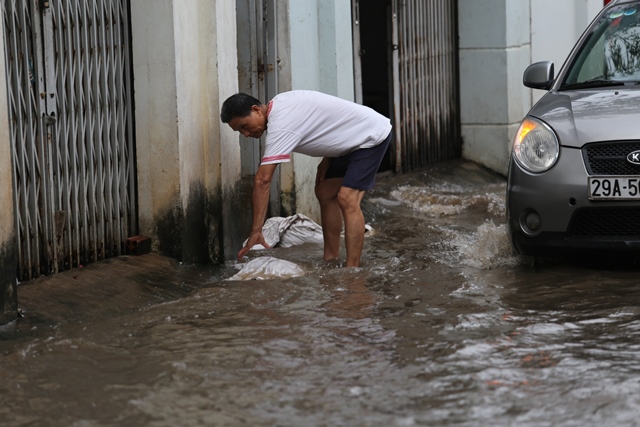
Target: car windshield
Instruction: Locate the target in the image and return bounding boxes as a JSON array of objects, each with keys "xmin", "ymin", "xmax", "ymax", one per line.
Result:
[{"xmin": 562, "ymin": 3, "xmax": 640, "ymax": 88}]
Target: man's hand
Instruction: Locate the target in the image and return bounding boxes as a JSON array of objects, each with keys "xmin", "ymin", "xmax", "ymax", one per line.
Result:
[{"xmin": 237, "ymin": 231, "xmax": 271, "ymax": 261}]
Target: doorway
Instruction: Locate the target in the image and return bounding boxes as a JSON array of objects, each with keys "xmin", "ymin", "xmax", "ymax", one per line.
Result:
[
  {"xmin": 353, "ymin": 0, "xmax": 462, "ymax": 173},
  {"xmin": 355, "ymin": 0, "xmax": 394, "ymax": 173}
]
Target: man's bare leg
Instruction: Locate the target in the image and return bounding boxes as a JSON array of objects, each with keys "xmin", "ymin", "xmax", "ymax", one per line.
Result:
[
  {"xmin": 315, "ymin": 177, "xmax": 344, "ymax": 261},
  {"xmin": 337, "ymin": 187, "xmax": 366, "ymax": 267}
]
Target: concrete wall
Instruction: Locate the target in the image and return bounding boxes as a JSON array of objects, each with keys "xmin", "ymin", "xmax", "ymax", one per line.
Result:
[
  {"xmin": 458, "ymin": 0, "xmax": 531, "ymax": 176},
  {"xmin": 280, "ymin": 0, "xmax": 355, "ymax": 223},
  {"xmin": 459, "ymin": 0, "xmax": 603, "ymax": 176},
  {"xmin": 131, "ymin": 0, "xmax": 242, "ymax": 263},
  {"xmin": 0, "ymin": 14, "xmax": 18, "ymax": 323}
]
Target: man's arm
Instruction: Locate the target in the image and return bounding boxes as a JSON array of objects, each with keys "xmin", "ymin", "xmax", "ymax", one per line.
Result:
[{"xmin": 237, "ymin": 163, "xmax": 279, "ymax": 261}]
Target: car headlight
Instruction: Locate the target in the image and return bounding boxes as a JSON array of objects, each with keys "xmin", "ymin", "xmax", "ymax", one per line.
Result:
[{"xmin": 512, "ymin": 117, "xmax": 559, "ymax": 173}]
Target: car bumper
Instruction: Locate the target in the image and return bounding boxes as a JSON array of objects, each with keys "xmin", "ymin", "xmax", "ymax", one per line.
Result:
[
  {"xmin": 507, "ymin": 146, "xmax": 640, "ymax": 256},
  {"xmin": 510, "ymin": 230, "xmax": 640, "ymax": 257}
]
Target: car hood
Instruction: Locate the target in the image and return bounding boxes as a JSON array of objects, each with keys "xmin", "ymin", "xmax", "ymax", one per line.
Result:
[{"xmin": 528, "ymin": 88, "xmax": 640, "ymax": 148}]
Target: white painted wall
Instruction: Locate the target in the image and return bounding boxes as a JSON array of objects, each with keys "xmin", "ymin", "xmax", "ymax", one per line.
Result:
[
  {"xmin": 174, "ymin": 2, "xmax": 210, "ymax": 205},
  {"xmin": 131, "ymin": 0, "xmax": 240, "ymax": 261},
  {"xmin": 131, "ymin": 0, "xmax": 180, "ymax": 243},
  {"xmin": 215, "ymin": 0, "xmax": 244, "ymax": 257},
  {"xmin": 459, "ymin": 0, "xmax": 531, "ymax": 175}
]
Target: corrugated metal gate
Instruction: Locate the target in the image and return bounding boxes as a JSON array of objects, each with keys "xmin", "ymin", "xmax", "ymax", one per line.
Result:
[
  {"xmin": 2, "ymin": 0, "xmax": 136, "ymax": 281},
  {"xmin": 391, "ymin": 0, "xmax": 460, "ymax": 172}
]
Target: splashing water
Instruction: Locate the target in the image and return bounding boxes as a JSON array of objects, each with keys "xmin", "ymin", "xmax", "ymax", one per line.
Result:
[
  {"xmin": 458, "ymin": 221, "xmax": 521, "ymax": 269},
  {"xmin": 391, "ymin": 185, "xmax": 506, "ymax": 218},
  {"xmin": 433, "ymin": 220, "xmax": 521, "ymax": 269},
  {"xmin": 386, "ymin": 177, "xmax": 518, "ymax": 269}
]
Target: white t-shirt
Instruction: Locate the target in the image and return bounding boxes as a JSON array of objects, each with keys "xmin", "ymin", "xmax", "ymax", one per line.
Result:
[{"xmin": 261, "ymin": 90, "xmax": 392, "ymax": 165}]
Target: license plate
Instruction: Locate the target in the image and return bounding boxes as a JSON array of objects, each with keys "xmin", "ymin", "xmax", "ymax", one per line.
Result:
[{"xmin": 589, "ymin": 176, "xmax": 640, "ymax": 200}]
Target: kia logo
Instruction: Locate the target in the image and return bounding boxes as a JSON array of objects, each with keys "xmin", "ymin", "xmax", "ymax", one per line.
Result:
[{"xmin": 627, "ymin": 150, "xmax": 640, "ymax": 165}]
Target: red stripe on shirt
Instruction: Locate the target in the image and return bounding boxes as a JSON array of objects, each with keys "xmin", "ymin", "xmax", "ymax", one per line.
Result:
[
  {"xmin": 266, "ymin": 101, "xmax": 273, "ymax": 119},
  {"xmin": 261, "ymin": 154, "xmax": 291, "ymax": 164}
]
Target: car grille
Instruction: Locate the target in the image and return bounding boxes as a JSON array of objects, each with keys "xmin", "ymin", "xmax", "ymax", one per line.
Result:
[
  {"xmin": 571, "ymin": 208, "xmax": 640, "ymax": 237},
  {"xmin": 583, "ymin": 141, "xmax": 640, "ymax": 175}
]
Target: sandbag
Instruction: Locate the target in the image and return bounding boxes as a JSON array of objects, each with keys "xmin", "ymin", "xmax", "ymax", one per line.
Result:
[
  {"xmin": 244, "ymin": 213, "xmax": 324, "ymax": 250},
  {"xmin": 228, "ymin": 256, "xmax": 304, "ymax": 280}
]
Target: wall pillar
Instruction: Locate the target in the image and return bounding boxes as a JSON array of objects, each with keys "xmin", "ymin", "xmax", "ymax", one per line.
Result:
[
  {"xmin": 130, "ymin": 0, "xmax": 241, "ymax": 263},
  {"xmin": 458, "ymin": 0, "xmax": 531, "ymax": 176}
]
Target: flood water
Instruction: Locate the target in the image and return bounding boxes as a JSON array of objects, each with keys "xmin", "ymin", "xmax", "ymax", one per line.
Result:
[{"xmin": 3, "ymin": 160, "xmax": 640, "ymax": 426}]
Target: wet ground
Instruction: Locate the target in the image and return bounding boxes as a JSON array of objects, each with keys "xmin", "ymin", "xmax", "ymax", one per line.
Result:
[{"xmin": 2, "ymin": 160, "xmax": 640, "ymax": 426}]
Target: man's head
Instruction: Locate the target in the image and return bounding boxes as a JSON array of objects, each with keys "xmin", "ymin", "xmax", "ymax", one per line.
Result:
[{"xmin": 220, "ymin": 93, "xmax": 268, "ymax": 139}]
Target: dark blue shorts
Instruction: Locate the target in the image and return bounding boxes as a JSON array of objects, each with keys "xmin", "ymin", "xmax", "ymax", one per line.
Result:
[{"xmin": 324, "ymin": 131, "xmax": 393, "ymax": 191}]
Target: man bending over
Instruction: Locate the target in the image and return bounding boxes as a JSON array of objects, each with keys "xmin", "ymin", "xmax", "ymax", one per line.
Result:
[{"xmin": 220, "ymin": 90, "xmax": 392, "ymax": 267}]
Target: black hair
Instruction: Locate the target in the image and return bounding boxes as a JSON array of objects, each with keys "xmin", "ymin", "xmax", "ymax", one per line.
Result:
[{"xmin": 220, "ymin": 93, "xmax": 263, "ymax": 123}]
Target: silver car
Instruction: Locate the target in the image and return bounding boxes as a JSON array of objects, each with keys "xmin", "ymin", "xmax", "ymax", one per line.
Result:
[{"xmin": 507, "ymin": 0, "xmax": 640, "ymax": 257}]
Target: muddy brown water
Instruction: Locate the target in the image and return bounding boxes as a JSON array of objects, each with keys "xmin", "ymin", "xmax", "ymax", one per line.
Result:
[{"xmin": 2, "ymin": 160, "xmax": 640, "ymax": 427}]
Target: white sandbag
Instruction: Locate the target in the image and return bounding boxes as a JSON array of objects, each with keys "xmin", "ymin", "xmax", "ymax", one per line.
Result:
[
  {"xmin": 248, "ymin": 217, "xmax": 285, "ymax": 250},
  {"xmin": 228, "ymin": 256, "xmax": 304, "ymax": 281},
  {"xmin": 278, "ymin": 214, "xmax": 324, "ymax": 247},
  {"xmin": 244, "ymin": 213, "xmax": 324, "ymax": 250}
]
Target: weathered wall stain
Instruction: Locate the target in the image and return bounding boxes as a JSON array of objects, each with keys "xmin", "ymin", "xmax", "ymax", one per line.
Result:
[
  {"xmin": 156, "ymin": 203, "xmax": 184, "ymax": 261},
  {"xmin": 280, "ymin": 187, "xmax": 296, "ymax": 219},
  {"xmin": 182, "ymin": 182, "xmax": 211, "ymax": 265},
  {"xmin": 222, "ymin": 181, "xmax": 246, "ymax": 263},
  {"xmin": 154, "ymin": 180, "xmax": 245, "ymax": 265},
  {"xmin": 0, "ymin": 241, "xmax": 18, "ymax": 324}
]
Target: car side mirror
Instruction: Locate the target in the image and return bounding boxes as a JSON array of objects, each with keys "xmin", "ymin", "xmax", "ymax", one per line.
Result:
[{"xmin": 523, "ymin": 61, "xmax": 555, "ymax": 90}]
